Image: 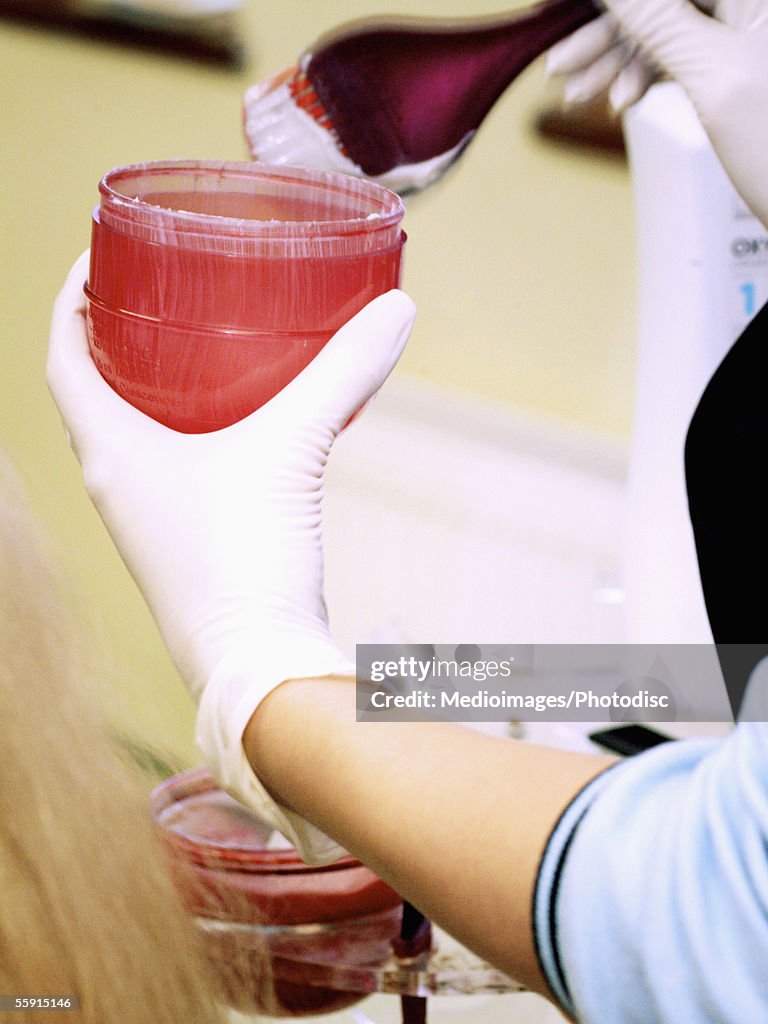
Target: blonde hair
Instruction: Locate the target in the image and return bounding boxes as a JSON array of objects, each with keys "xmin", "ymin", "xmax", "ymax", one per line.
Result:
[{"xmin": 0, "ymin": 454, "xmax": 224, "ymax": 1024}]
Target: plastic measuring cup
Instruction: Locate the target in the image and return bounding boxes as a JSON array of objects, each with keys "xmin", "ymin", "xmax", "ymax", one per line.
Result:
[{"xmin": 86, "ymin": 160, "xmax": 405, "ymax": 432}]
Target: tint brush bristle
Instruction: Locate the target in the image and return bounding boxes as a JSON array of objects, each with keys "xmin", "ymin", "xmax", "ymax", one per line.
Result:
[{"xmin": 288, "ymin": 68, "xmax": 345, "ymax": 145}]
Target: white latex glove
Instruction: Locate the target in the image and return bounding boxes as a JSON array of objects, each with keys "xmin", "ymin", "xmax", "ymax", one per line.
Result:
[
  {"xmin": 546, "ymin": 12, "xmax": 660, "ymax": 110},
  {"xmin": 548, "ymin": 1, "xmax": 768, "ymax": 229},
  {"xmin": 48, "ymin": 251, "xmax": 416, "ymax": 864},
  {"xmin": 545, "ymin": 2, "xmax": 721, "ymax": 109}
]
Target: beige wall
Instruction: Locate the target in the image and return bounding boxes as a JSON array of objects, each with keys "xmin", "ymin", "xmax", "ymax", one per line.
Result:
[{"xmin": 0, "ymin": 0, "xmax": 637, "ymax": 761}]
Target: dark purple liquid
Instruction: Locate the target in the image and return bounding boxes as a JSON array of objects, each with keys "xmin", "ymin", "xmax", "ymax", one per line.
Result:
[
  {"xmin": 395, "ymin": 903, "xmax": 432, "ymax": 1024},
  {"xmin": 307, "ymin": 0, "xmax": 598, "ymax": 176},
  {"xmin": 401, "ymin": 995, "xmax": 428, "ymax": 1024}
]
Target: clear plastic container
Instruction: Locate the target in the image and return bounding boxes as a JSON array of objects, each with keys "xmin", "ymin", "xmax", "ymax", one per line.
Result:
[
  {"xmin": 86, "ymin": 160, "xmax": 405, "ymax": 433},
  {"xmin": 149, "ymin": 768, "xmax": 404, "ymax": 1017}
]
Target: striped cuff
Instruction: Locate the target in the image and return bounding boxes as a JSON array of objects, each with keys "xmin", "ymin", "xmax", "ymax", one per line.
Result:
[{"xmin": 533, "ymin": 765, "xmax": 618, "ymax": 1016}]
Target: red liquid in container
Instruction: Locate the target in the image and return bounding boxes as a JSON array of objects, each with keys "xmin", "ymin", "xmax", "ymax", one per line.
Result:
[
  {"xmin": 87, "ymin": 161, "xmax": 405, "ymax": 433},
  {"xmin": 150, "ymin": 768, "xmax": 404, "ymax": 1017}
]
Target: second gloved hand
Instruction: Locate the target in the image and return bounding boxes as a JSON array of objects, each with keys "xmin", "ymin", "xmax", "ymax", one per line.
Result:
[
  {"xmin": 546, "ymin": 1, "xmax": 721, "ymax": 109},
  {"xmin": 48, "ymin": 251, "xmax": 416, "ymax": 864},
  {"xmin": 546, "ymin": 11, "xmax": 659, "ymax": 111},
  {"xmin": 548, "ymin": 0, "xmax": 768, "ymax": 230}
]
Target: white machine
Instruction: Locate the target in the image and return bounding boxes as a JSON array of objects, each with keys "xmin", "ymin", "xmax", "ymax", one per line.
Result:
[{"xmin": 622, "ymin": 82, "xmax": 768, "ymax": 644}]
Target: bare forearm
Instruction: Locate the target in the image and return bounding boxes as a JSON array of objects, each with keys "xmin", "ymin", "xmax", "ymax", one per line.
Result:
[{"xmin": 244, "ymin": 676, "xmax": 613, "ymax": 999}]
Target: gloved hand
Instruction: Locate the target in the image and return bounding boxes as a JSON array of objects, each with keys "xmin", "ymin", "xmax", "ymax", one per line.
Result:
[
  {"xmin": 545, "ymin": 2, "xmax": 723, "ymax": 109},
  {"xmin": 48, "ymin": 251, "xmax": 416, "ymax": 864},
  {"xmin": 547, "ymin": 0, "xmax": 768, "ymax": 229},
  {"xmin": 546, "ymin": 11, "xmax": 659, "ymax": 111}
]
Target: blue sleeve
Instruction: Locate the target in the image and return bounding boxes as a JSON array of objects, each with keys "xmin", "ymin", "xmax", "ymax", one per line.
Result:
[{"xmin": 534, "ymin": 711, "xmax": 768, "ymax": 1021}]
